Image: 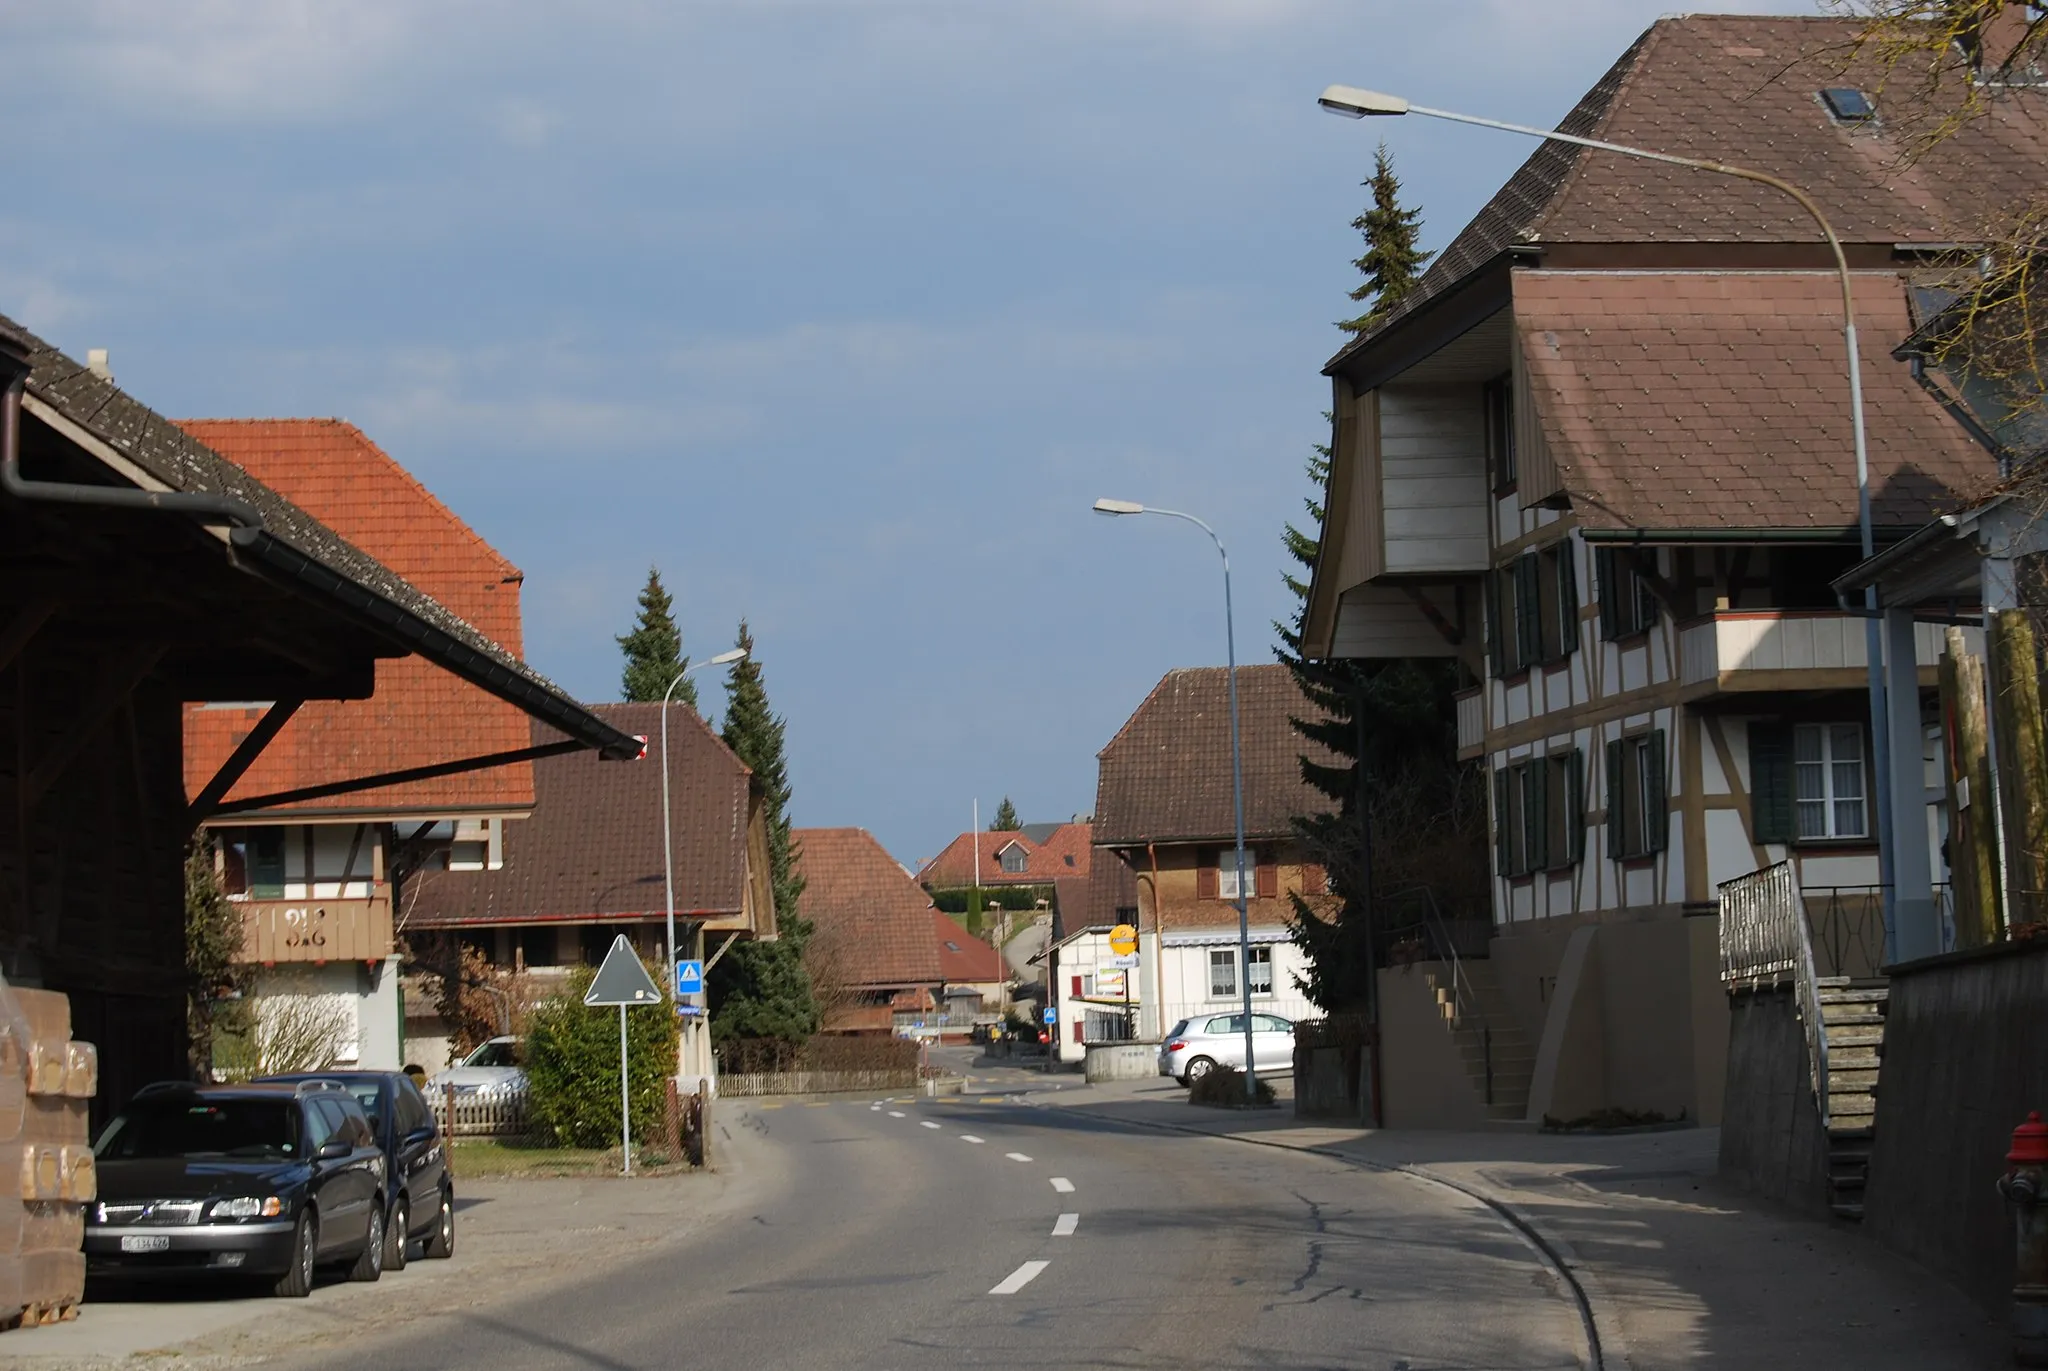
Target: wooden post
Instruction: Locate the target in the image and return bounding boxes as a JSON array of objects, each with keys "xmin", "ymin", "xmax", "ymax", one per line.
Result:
[
  {"xmin": 1943, "ymin": 627, "xmax": 2001, "ymax": 946},
  {"xmin": 1990, "ymin": 610, "xmax": 2048, "ymax": 928}
]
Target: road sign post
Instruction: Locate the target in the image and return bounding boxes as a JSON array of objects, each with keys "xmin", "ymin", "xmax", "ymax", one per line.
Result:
[{"xmin": 584, "ymin": 934, "xmax": 664, "ymax": 1175}]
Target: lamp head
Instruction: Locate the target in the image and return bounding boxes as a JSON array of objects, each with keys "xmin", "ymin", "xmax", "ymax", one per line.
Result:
[
  {"xmin": 707, "ymin": 648, "xmax": 748, "ymax": 666},
  {"xmin": 1093, "ymin": 498, "xmax": 1144, "ymax": 516},
  {"xmin": 1318, "ymin": 84, "xmax": 1409, "ymax": 118}
]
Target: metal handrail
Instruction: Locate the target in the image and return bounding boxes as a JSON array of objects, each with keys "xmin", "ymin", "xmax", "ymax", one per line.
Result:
[
  {"xmin": 1718, "ymin": 862, "xmax": 1833, "ymax": 1128},
  {"xmin": 1386, "ymin": 884, "xmax": 1482, "ymax": 1029}
]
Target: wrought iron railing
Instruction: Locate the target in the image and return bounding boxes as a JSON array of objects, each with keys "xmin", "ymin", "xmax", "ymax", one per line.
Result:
[{"xmin": 1719, "ymin": 861, "xmax": 1831, "ymax": 1128}]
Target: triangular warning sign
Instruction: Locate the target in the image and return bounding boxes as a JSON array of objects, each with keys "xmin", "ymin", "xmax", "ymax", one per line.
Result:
[{"xmin": 584, "ymin": 935, "xmax": 663, "ymax": 1007}]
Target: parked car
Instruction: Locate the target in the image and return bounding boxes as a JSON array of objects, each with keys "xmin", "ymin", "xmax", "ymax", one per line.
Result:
[
  {"xmin": 86, "ymin": 1081, "xmax": 388, "ymax": 1297},
  {"xmin": 256, "ymin": 1070, "xmax": 455, "ymax": 1269},
  {"xmin": 425, "ymin": 1035, "xmax": 526, "ymax": 1100},
  {"xmin": 1159, "ymin": 1013, "xmax": 1296, "ymax": 1086}
]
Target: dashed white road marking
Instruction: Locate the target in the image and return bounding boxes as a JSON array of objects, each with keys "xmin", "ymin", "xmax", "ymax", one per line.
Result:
[
  {"xmin": 960, "ymin": 1135, "xmax": 984, "ymax": 1144},
  {"xmin": 1052, "ymin": 1213, "xmax": 1079, "ymax": 1237},
  {"xmin": 1005, "ymin": 1152, "xmax": 1032, "ymax": 1163},
  {"xmin": 888, "ymin": 1111, "xmax": 906, "ymax": 1118},
  {"xmin": 1049, "ymin": 1177, "xmax": 1075, "ymax": 1194},
  {"xmin": 989, "ymin": 1260, "xmax": 1050, "ymax": 1296},
  {"xmin": 920, "ymin": 1120, "xmax": 942, "ymax": 1130}
]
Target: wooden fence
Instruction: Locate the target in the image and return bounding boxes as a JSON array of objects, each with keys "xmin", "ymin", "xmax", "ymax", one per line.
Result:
[{"xmin": 718, "ymin": 1067, "xmax": 920, "ymax": 1097}]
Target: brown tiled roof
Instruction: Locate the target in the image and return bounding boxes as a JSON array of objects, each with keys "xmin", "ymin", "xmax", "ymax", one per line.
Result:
[
  {"xmin": 179, "ymin": 420, "xmax": 535, "ymax": 815},
  {"xmin": 404, "ymin": 703, "xmax": 751, "ymax": 928},
  {"xmin": 1092, "ymin": 665, "xmax": 1339, "ymax": 847},
  {"xmin": 796, "ymin": 828, "xmax": 943, "ymax": 989},
  {"xmin": 917, "ymin": 826, "xmax": 1090, "ymax": 889},
  {"xmin": 1330, "ymin": 15, "xmax": 2048, "ymax": 372},
  {"xmin": 931, "ymin": 911, "xmax": 1003, "ymax": 984},
  {"xmin": 1517, "ymin": 270, "xmax": 1990, "ymax": 530}
]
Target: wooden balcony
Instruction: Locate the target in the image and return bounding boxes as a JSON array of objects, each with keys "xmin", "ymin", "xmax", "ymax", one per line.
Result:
[
  {"xmin": 1454, "ymin": 686, "xmax": 1485, "ymax": 760},
  {"xmin": 237, "ymin": 895, "xmax": 395, "ymax": 964},
  {"xmin": 1677, "ymin": 611, "xmax": 1968, "ymax": 695}
]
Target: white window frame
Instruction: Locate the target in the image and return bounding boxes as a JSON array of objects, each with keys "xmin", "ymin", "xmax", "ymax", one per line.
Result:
[
  {"xmin": 1217, "ymin": 854, "xmax": 1253, "ymax": 901},
  {"xmin": 1207, "ymin": 949, "xmax": 1237, "ymax": 999},
  {"xmin": 1794, "ymin": 722, "xmax": 1868, "ymax": 840},
  {"xmin": 1246, "ymin": 946, "xmax": 1273, "ymax": 997}
]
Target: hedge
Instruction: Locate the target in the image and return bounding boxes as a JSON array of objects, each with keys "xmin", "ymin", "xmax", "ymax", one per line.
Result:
[{"xmin": 525, "ymin": 965, "xmax": 679, "ymax": 1149}]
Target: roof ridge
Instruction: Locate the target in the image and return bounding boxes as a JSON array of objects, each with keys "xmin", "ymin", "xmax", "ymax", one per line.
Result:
[{"xmin": 1524, "ymin": 17, "xmax": 1674, "ymax": 245}]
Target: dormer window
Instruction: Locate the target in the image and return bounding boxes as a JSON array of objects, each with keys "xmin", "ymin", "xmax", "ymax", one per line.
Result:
[{"xmin": 997, "ymin": 842, "xmax": 1029, "ymax": 875}]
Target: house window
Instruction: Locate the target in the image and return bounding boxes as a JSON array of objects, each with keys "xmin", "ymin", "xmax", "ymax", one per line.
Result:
[
  {"xmin": 1208, "ymin": 949, "xmax": 1237, "ymax": 999},
  {"xmin": 1484, "ymin": 373, "xmax": 1517, "ymax": 490},
  {"xmin": 1595, "ymin": 547, "xmax": 1661, "ymax": 640},
  {"xmin": 1217, "ymin": 852, "xmax": 1254, "ymax": 901},
  {"xmin": 219, "ymin": 829, "xmax": 286, "ymax": 899},
  {"xmin": 1081, "ymin": 972, "xmax": 1096, "ymax": 997},
  {"xmin": 1247, "ymin": 946, "xmax": 1273, "ymax": 997},
  {"xmin": 1493, "ymin": 751, "xmax": 1585, "ymax": 877},
  {"xmin": 1796, "ymin": 723, "xmax": 1868, "ymax": 839},
  {"xmin": 998, "ymin": 844, "xmax": 1028, "ymax": 875},
  {"xmin": 1605, "ymin": 731, "xmax": 1669, "ymax": 861},
  {"xmin": 1489, "ymin": 543, "xmax": 1577, "ymax": 678}
]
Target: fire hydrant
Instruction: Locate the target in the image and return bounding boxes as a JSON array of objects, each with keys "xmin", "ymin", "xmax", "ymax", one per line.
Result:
[{"xmin": 2000, "ymin": 1112, "xmax": 2048, "ymax": 1365}]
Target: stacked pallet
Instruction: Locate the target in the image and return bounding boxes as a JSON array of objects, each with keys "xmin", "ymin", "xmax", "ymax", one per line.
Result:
[{"xmin": 0, "ymin": 988, "xmax": 97, "ymax": 1330}]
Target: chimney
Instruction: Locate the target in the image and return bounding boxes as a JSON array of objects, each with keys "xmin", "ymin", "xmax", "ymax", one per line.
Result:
[{"xmin": 85, "ymin": 349, "xmax": 111, "ymax": 381}]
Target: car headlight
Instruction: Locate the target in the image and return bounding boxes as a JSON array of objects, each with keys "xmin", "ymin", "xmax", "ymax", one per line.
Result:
[{"xmin": 209, "ymin": 1196, "xmax": 283, "ymax": 1221}]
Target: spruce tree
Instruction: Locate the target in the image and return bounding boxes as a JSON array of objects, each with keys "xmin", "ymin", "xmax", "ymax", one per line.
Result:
[
  {"xmin": 989, "ymin": 797, "xmax": 1021, "ymax": 832},
  {"xmin": 1338, "ymin": 143, "xmax": 1435, "ymax": 336},
  {"xmin": 710, "ymin": 620, "xmax": 818, "ymax": 1043},
  {"xmin": 618, "ymin": 568, "xmax": 694, "ymax": 708}
]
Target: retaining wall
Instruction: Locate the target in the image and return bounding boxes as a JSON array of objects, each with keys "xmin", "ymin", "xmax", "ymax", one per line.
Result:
[{"xmin": 1716, "ymin": 985, "xmax": 1828, "ymax": 1217}]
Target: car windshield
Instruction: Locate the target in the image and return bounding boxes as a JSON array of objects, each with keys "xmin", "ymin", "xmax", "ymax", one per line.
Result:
[
  {"xmin": 464, "ymin": 1041, "xmax": 520, "ymax": 1068},
  {"xmin": 96, "ymin": 1098, "xmax": 299, "ymax": 1161}
]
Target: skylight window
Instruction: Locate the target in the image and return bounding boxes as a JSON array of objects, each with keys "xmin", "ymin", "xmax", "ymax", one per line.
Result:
[{"xmin": 1821, "ymin": 87, "xmax": 1875, "ymax": 122}]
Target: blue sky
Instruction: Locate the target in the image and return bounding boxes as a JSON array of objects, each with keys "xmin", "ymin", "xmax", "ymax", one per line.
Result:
[{"xmin": 3, "ymin": 0, "xmax": 1810, "ymax": 866}]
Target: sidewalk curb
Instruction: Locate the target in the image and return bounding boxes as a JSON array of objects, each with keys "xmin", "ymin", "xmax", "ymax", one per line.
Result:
[{"xmin": 1034, "ymin": 1093, "xmax": 1630, "ymax": 1371}]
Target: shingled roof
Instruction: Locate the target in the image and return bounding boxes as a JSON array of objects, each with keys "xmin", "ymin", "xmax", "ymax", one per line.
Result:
[
  {"xmin": 1328, "ymin": 14, "xmax": 2048, "ymax": 374},
  {"xmin": 404, "ymin": 703, "xmax": 754, "ymax": 929},
  {"xmin": 180, "ymin": 420, "xmax": 537, "ymax": 815},
  {"xmin": 1518, "ymin": 270, "xmax": 1989, "ymax": 531},
  {"xmin": 1092, "ymin": 666, "xmax": 1339, "ymax": 847},
  {"xmin": 5, "ymin": 314, "xmax": 636, "ymax": 761},
  {"xmin": 797, "ymin": 828, "xmax": 943, "ymax": 990},
  {"xmin": 916, "ymin": 822, "xmax": 1093, "ymax": 890}
]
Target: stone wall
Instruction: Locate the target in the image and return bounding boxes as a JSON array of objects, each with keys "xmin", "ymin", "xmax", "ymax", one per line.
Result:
[
  {"xmin": 1716, "ymin": 984, "xmax": 1829, "ymax": 1217},
  {"xmin": 1863, "ymin": 939, "xmax": 2048, "ymax": 1313}
]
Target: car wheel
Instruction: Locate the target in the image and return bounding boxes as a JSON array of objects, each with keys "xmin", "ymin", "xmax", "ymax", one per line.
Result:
[
  {"xmin": 273, "ymin": 1212, "xmax": 316, "ymax": 1299},
  {"xmin": 383, "ymin": 1198, "xmax": 409, "ymax": 1272},
  {"xmin": 348, "ymin": 1202, "xmax": 384, "ymax": 1283},
  {"xmin": 1184, "ymin": 1056, "xmax": 1217, "ymax": 1082},
  {"xmin": 423, "ymin": 1186, "xmax": 455, "ymax": 1260}
]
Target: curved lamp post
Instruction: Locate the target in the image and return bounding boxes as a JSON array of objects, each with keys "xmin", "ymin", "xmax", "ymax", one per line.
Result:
[
  {"xmin": 1317, "ymin": 84, "xmax": 1902, "ymax": 959},
  {"xmin": 662, "ymin": 647, "xmax": 750, "ymax": 1079},
  {"xmin": 1094, "ymin": 498, "xmax": 1259, "ymax": 1102}
]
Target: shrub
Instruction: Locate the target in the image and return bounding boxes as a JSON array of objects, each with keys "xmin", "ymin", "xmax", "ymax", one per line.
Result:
[
  {"xmin": 1189, "ymin": 1065, "xmax": 1276, "ymax": 1110},
  {"xmin": 525, "ymin": 966, "xmax": 678, "ymax": 1148}
]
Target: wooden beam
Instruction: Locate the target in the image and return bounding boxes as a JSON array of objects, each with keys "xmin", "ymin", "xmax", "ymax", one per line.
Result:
[
  {"xmin": 1400, "ymin": 586, "xmax": 1464, "ymax": 648},
  {"xmin": 209, "ymin": 739, "xmax": 585, "ymax": 816},
  {"xmin": 186, "ymin": 698, "xmax": 304, "ymax": 827},
  {"xmin": 23, "ymin": 646, "xmax": 166, "ymax": 808}
]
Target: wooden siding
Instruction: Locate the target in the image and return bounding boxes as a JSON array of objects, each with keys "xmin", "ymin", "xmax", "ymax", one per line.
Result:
[
  {"xmin": 1330, "ymin": 584, "xmax": 1462, "ymax": 660},
  {"xmin": 238, "ymin": 894, "xmax": 395, "ymax": 964},
  {"xmin": 1678, "ymin": 612, "xmax": 1976, "ymax": 688},
  {"xmin": 1381, "ymin": 384, "xmax": 1489, "ymax": 574},
  {"xmin": 1331, "ymin": 384, "xmax": 1384, "ymax": 591}
]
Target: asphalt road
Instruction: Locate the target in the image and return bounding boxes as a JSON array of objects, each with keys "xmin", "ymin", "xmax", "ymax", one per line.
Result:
[{"xmin": 264, "ymin": 1064, "xmax": 1589, "ymax": 1371}]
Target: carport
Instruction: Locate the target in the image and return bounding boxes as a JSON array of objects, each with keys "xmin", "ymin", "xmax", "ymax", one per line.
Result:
[{"xmin": 0, "ymin": 316, "xmax": 639, "ymax": 1121}]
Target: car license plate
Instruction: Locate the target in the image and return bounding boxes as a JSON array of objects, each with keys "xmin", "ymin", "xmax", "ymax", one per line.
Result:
[{"xmin": 120, "ymin": 1235, "xmax": 171, "ymax": 1253}]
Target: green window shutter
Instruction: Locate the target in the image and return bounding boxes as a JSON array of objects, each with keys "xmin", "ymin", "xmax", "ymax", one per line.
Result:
[
  {"xmin": 1515, "ymin": 555, "xmax": 1542, "ymax": 668},
  {"xmin": 1749, "ymin": 721, "xmax": 1795, "ymax": 844},
  {"xmin": 1567, "ymin": 749, "xmax": 1586, "ymax": 864},
  {"xmin": 1596, "ymin": 548, "xmax": 1621, "ymax": 642},
  {"xmin": 1644, "ymin": 730, "xmax": 1669, "ymax": 855},
  {"xmin": 1605, "ymin": 738, "xmax": 1625, "ymax": 860},
  {"xmin": 1493, "ymin": 769, "xmax": 1511, "ymax": 875},
  {"xmin": 1557, "ymin": 543, "xmax": 1580, "ymax": 657},
  {"xmin": 1520, "ymin": 765, "xmax": 1541, "ymax": 873},
  {"xmin": 1486, "ymin": 571, "xmax": 1505, "ymax": 678},
  {"xmin": 1638, "ymin": 554, "xmax": 1662, "ymax": 629}
]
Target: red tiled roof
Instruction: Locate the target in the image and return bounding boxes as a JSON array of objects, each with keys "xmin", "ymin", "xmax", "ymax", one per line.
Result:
[
  {"xmin": 916, "ymin": 825, "xmax": 1090, "ymax": 889},
  {"xmin": 178, "ymin": 419, "xmax": 534, "ymax": 815},
  {"xmin": 1517, "ymin": 271, "xmax": 1990, "ymax": 530},
  {"xmin": 931, "ymin": 911, "xmax": 1003, "ymax": 983},
  {"xmin": 797, "ymin": 828, "xmax": 943, "ymax": 989},
  {"xmin": 1093, "ymin": 666, "xmax": 1339, "ymax": 847},
  {"xmin": 404, "ymin": 703, "xmax": 753, "ymax": 927}
]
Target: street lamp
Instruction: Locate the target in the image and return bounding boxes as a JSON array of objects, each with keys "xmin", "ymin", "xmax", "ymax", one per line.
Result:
[
  {"xmin": 662, "ymin": 646, "xmax": 749, "ymax": 1082},
  {"xmin": 1093, "ymin": 498, "xmax": 1259, "ymax": 1102},
  {"xmin": 1318, "ymin": 85, "xmax": 1905, "ymax": 959}
]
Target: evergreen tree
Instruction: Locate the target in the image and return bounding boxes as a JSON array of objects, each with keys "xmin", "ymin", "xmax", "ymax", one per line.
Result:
[
  {"xmin": 711, "ymin": 621, "xmax": 818, "ymax": 1044},
  {"xmin": 618, "ymin": 568, "xmax": 693, "ymax": 708},
  {"xmin": 185, "ymin": 841, "xmax": 252, "ymax": 1080},
  {"xmin": 989, "ymin": 797, "xmax": 1021, "ymax": 831},
  {"xmin": 1338, "ymin": 143, "xmax": 1435, "ymax": 336}
]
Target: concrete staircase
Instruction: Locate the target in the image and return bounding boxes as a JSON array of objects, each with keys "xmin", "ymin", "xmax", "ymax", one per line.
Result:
[
  {"xmin": 1815, "ymin": 977, "xmax": 1888, "ymax": 1221},
  {"xmin": 1423, "ymin": 960, "xmax": 1536, "ymax": 1122}
]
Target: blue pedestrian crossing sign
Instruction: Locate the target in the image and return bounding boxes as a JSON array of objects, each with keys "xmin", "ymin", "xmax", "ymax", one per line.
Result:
[
  {"xmin": 675, "ymin": 959, "xmax": 705, "ymax": 997},
  {"xmin": 1042, "ymin": 1006, "xmax": 1057, "ymax": 1025}
]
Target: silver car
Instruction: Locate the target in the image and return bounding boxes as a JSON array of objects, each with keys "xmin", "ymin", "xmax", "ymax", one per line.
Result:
[
  {"xmin": 425, "ymin": 1036, "xmax": 526, "ymax": 1101},
  {"xmin": 1159, "ymin": 1013, "xmax": 1295, "ymax": 1086}
]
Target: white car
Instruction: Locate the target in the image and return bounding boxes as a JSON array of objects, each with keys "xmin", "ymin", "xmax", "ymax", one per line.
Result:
[
  {"xmin": 425, "ymin": 1036, "xmax": 526, "ymax": 1100},
  {"xmin": 1158, "ymin": 1013, "xmax": 1295, "ymax": 1086}
]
